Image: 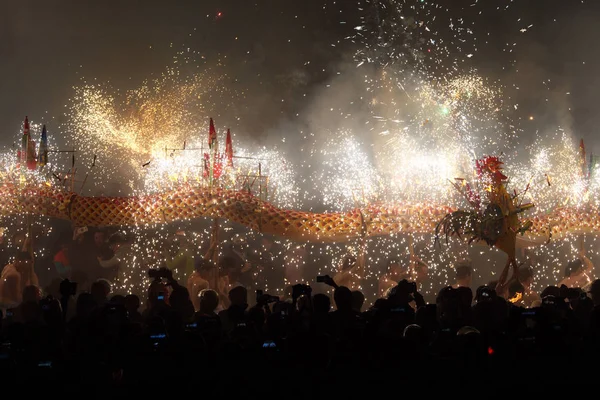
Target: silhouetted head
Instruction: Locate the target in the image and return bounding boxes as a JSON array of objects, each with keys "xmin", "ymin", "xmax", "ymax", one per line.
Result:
[
  {"xmin": 124, "ymin": 294, "xmax": 140, "ymax": 313},
  {"xmin": 148, "ymin": 280, "xmax": 170, "ymax": 306},
  {"xmin": 228, "ymin": 285, "xmax": 248, "ymax": 308},
  {"xmin": 110, "ymin": 294, "xmax": 125, "ymax": 306},
  {"xmin": 199, "ymin": 289, "xmax": 219, "ymax": 314},
  {"xmin": 487, "ymin": 280, "xmax": 498, "ymax": 290},
  {"xmin": 76, "ymin": 292, "xmax": 97, "ymax": 317},
  {"xmin": 475, "ymin": 285, "xmax": 496, "ymax": 303},
  {"xmin": 541, "ymin": 285, "xmax": 560, "ymax": 299},
  {"xmin": 371, "ymin": 298, "xmax": 389, "ymax": 311},
  {"xmin": 333, "ymin": 286, "xmax": 353, "ymax": 311},
  {"xmin": 351, "ymin": 290, "xmax": 365, "ymax": 312},
  {"xmin": 455, "ymin": 286, "xmax": 473, "ymax": 307},
  {"xmin": 312, "ymin": 293, "xmax": 331, "ymax": 314},
  {"xmin": 91, "ymin": 279, "xmax": 111, "ymax": 304},
  {"xmin": 388, "ymin": 279, "xmax": 416, "ymax": 305},
  {"xmin": 169, "ymin": 286, "xmax": 194, "ymax": 320}
]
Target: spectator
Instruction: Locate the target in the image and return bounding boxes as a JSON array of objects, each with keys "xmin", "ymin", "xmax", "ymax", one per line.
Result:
[
  {"xmin": 124, "ymin": 293, "xmax": 143, "ymax": 324},
  {"xmin": 351, "ymin": 290, "xmax": 365, "ymax": 312},
  {"xmin": 218, "ymin": 285, "xmax": 249, "ymax": 336},
  {"xmin": 91, "ymin": 279, "xmax": 111, "ymax": 305},
  {"xmin": 194, "ymin": 289, "xmax": 221, "ymax": 344}
]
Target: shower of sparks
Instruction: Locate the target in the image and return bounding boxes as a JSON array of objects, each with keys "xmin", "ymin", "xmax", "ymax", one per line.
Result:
[
  {"xmin": 64, "ymin": 66, "xmax": 236, "ymax": 194},
  {"xmin": 310, "ymin": 132, "xmax": 381, "ymax": 210},
  {"xmin": 0, "ymin": 0, "xmax": 597, "ymax": 303}
]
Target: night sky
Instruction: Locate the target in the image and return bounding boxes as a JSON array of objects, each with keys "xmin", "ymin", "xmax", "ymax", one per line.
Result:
[{"xmin": 2, "ymin": 0, "xmax": 600, "ymax": 151}]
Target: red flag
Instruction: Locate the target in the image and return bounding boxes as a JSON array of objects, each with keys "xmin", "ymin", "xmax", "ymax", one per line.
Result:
[
  {"xmin": 225, "ymin": 129, "xmax": 233, "ymax": 167},
  {"xmin": 208, "ymin": 118, "xmax": 217, "ymax": 149}
]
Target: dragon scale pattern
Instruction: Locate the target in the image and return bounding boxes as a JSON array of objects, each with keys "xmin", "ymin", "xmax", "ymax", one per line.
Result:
[{"xmin": 1, "ymin": 184, "xmax": 598, "ymax": 243}]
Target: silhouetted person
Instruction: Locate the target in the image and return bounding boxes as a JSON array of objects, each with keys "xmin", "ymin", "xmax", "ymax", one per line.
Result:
[
  {"xmin": 124, "ymin": 294, "xmax": 143, "ymax": 324},
  {"xmin": 329, "ymin": 286, "xmax": 364, "ymax": 342},
  {"xmin": 218, "ymin": 286, "xmax": 249, "ymax": 336},
  {"xmin": 351, "ymin": 290, "xmax": 365, "ymax": 312},
  {"xmin": 91, "ymin": 279, "xmax": 111, "ymax": 305}
]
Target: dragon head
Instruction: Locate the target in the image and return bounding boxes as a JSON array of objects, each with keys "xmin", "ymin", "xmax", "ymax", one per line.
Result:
[{"xmin": 476, "ymin": 156, "xmax": 507, "ymax": 183}]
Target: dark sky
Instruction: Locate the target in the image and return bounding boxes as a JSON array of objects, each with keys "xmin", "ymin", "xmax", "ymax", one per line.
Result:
[{"xmin": 2, "ymin": 0, "xmax": 600, "ymax": 152}]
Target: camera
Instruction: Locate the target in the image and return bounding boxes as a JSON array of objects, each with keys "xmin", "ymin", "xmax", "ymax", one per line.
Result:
[
  {"xmin": 292, "ymin": 283, "xmax": 312, "ymax": 297},
  {"xmin": 542, "ymin": 295, "xmax": 557, "ymax": 306},
  {"xmin": 148, "ymin": 267, "xmax": 172, "ymax": 281},
  {"xmin": 396, "ymin": 279, "xmax": 417, "ymax": 294},
  {"xmin": 262, "ymin": 340, "xmax": 277, "ymax": 349},
  {"xmin": 476, "ymin": 286, "xmax": 495, "ymax": 302},
  {"xmin": 148, "ymin": 268, "xmax": 163, "ymax": 280},
  {"xmin": 316, "ymin": 275, "xmax": 327, "ymax": 283},
  {"xmin": 256, "ymin": 289, "xmax": 279, "ymax": 304},
  {"xmin": 37, "ymin": 361, "xmax": 52, "ymax": 368}
]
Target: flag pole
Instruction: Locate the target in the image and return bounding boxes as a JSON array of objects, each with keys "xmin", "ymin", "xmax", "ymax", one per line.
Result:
[
  {"xmin": 207, "ymin": 117, "xmax": 220, "ymax": 289},
  {"xmin": 211, "ymin": 217, "xmax": 220, "ymax": 290}
]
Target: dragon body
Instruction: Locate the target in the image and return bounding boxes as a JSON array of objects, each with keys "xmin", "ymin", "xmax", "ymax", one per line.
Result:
[{"xmin": 0, "ymin": 178, "xmax": 598, "ymax": 244}]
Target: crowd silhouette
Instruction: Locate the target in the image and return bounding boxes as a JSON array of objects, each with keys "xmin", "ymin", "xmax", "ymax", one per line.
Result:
[
  {"xmin": 0, "ymin": 226, "xmax": 598, "ymax": 396},
  {"xmin": 0, "ymin": 255, "xmax": 599, "ymax": 395}
]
